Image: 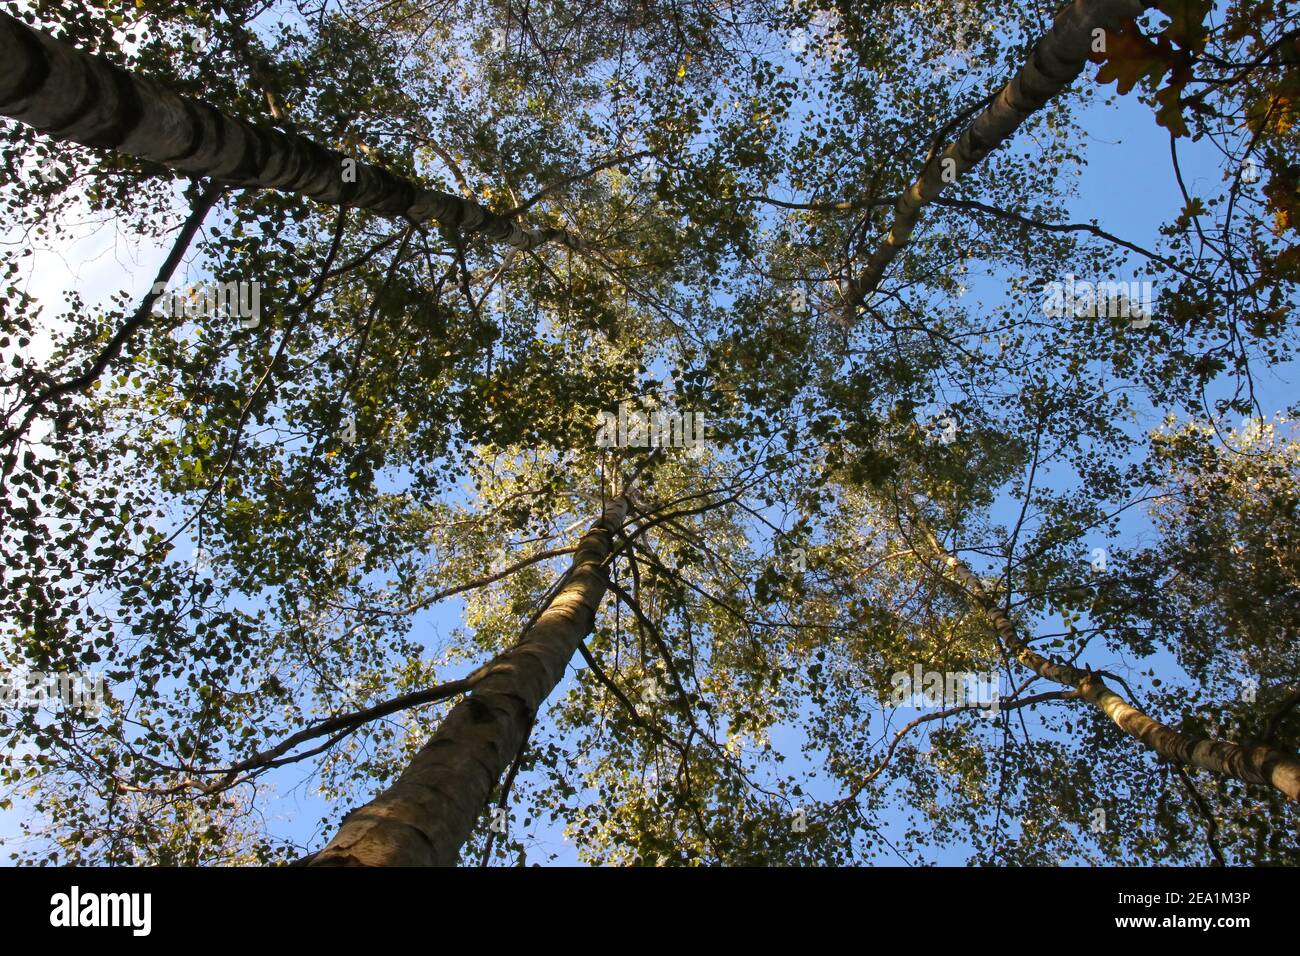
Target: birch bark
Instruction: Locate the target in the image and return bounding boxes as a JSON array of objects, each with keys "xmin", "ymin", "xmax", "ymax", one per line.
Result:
[
  {"xmin": 843, "ymin": 0, "xmax": 1150, "ymax": 315},
  {"xmin": 0, "ymin": 13, "xmax": 579, "ymax": 250},
  {"xmin": 924, "ymin": 526, "xmax": 1300, "ymax": 802},
  {"xmin": 309, "ymin": 497, "xmax": 631, "ymax": 865}
]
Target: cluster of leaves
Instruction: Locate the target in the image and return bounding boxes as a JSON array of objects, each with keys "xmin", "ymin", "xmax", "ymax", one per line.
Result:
[{"xmin": 0, "ymin": 0, "xmax": 1297, "ymax": 865}]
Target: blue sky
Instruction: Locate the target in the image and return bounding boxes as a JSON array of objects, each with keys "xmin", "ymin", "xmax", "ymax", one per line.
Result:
[{"xmin": 2, "ymin": 9, "xmax": 1293, "ymax": 866}]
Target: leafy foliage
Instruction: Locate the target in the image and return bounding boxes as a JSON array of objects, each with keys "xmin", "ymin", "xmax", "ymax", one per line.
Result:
[{"xmin": 0, "ymin": 0, "xmax": 1297, "ymax": 865}]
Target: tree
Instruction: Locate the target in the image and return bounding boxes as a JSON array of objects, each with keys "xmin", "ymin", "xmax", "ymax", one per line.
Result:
[
  {"xmin": 311, "ymin": 489, "xmax": 636, "ymax": 865},
  {"xmin": 1, "ymin": 0, "xmax": 1296, "ymax": 867}
]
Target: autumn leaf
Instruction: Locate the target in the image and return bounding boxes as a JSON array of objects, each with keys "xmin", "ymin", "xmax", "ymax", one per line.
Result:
[
  {"xmin": 1155, "ymin": 83, "xmax": 1190, "ymax": 137},
  {"xmin": 1091, "ymin": 20, "xmax": 1171, "ymax": 96},
  {"xmin": 1263, "ymin": 162, "xmax": 1300, "ymax": 235},
  {"xmin": 1246, "ymin": 90, "xmax": 1296, "ymax": 137},
  {"xmin": 1155, "ymin": 0, "xmax": 1212, "ymax": 53},
  {"xmin": 1092, "ymin": 6, "xmax": 1212, "ymax": 136}
]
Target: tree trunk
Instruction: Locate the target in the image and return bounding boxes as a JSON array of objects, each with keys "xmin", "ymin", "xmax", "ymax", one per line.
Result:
[
  {"xmin": 308, "ymin": 497, "xmax": 630, "ymax": 865},
  {"xmin": 923, "ymin": 527, "xmax": 1300, "ymax": 802},
  {"xmin": 0, "ymin": 12, "xmax": 578, "ymax": 251},
  {"xmin": 843, "ymin": 0, "xmax": 1149, "ymax": 314}
]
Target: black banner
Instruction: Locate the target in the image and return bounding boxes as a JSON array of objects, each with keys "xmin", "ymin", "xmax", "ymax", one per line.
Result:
[{"xmin": 0, "ymin": 865, "xmax": 1284, "ymax": 942}]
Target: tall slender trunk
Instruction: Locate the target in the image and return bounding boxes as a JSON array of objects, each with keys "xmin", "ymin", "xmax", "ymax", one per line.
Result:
[
  {"xmin": 919, "ymin": 525, "xmax": 1300, "ymax": 802},
  {"xmin": 309, "ymin": 497, "xmax": 630, "ymax": 865},
  {"xmin": 843, "ymin": 0, "xmax": 1149, "ymax": 314},
  {"xmin": 0, "ymin": 12, "xmax": 578, "ymax": 251}
]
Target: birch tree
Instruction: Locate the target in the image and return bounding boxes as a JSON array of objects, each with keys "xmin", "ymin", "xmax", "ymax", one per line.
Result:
[{"xmin": 2, "ymin": 0, "xmax": 1297, "ymax": 867}]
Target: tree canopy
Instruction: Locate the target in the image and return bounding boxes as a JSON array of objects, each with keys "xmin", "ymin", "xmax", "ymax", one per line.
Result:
[{"xmin": 0, "ymin": 0, "xmax": 1297, "ymax": 866}]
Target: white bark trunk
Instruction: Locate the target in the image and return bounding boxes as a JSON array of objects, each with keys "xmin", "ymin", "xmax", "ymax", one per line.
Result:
[
  {"xmin": 309, "ymin": 497, "xmax": 630, "ymax": 865},
  {"xmin": 0, "ymin": 12, "xmax": 578, "ymax": 250},
  {"xmin": 929, "ymin": 532, "xmax": 1300, "ymax": 802},
  {"xmin": 843, "ymin": 0, "xmax": 1150, "ymax": 315}
]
